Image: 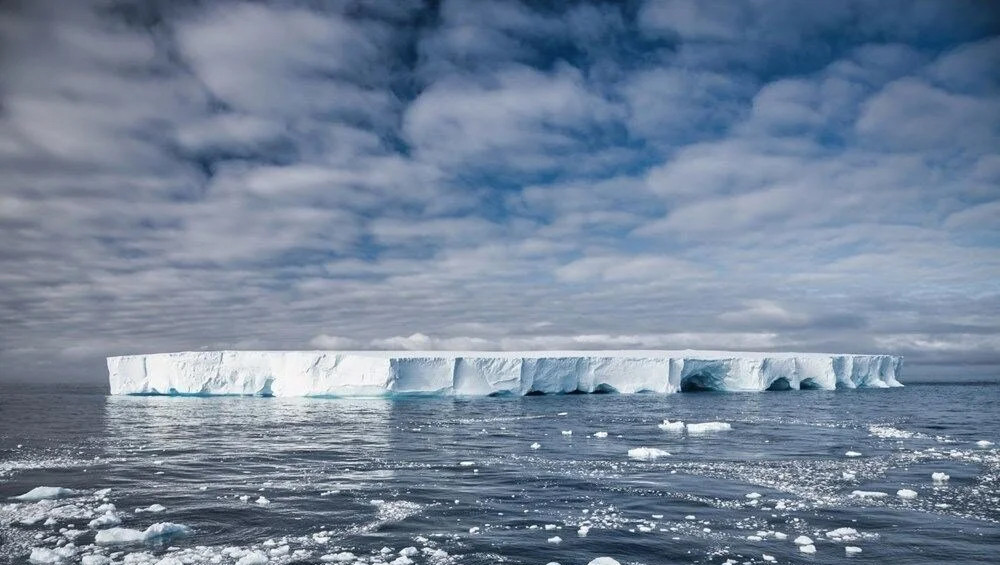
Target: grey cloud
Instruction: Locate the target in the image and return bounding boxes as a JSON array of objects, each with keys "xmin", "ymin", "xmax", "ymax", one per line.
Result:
[{"xmin": 1, "ymin": 0, "xmax": 998, "ymax": 384}]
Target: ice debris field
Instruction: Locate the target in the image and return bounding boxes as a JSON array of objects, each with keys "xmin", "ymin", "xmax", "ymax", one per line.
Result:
[{"xmin": 107, "ymin": 350, "xmax": 903, "ymax": 396}]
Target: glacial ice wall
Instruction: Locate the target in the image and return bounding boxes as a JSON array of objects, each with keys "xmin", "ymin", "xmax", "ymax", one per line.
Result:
[{"xmin": 107, "ymin": 351, "xmax": 903, "ymax": 396}]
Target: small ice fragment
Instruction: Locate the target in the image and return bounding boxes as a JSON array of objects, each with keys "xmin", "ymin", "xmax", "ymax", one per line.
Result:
[
  {"xmin": 826, "ymin": 527, "xmax": 858, "ymax": 539},
  {"xmin": 845, "ymin": 546, "xmax": 862, "ymax": 555},
  {"xmin": 658, "ymin": 420, "xmax": 685, "ymax": 432},
  {"xmin": 800, "ymin": 544, "xmax": 817, "ymax": 554},
  {"xmin": 931, "ymin": 472, "xmax": 950, "ymax": 483},
  {"xmin": 794, "ymin": 535, "xmax": 813, "ymax": 545},
  {"xmin": 627, "ymin": 447, "xmax": 670, "ymax": 460},
  {"xmin": 587, "ymin": 559, "xmax": 621, "ymax": 565},
  {"xmin": 762, "ymin": 555, "xmax": 776, "ymax": 563},
  {"xmin": 322, "ymin": 552, "xmax": 357, "ymax": 563},
  {"xmin": 773, "ymin": 532, "xmax": 788, "ymax": 540},
  {"xmin": 561, "ymin": 430, "xmax": 572, "ymax": 436},
  {"xmin": 136, "ymin": 504, "xmax": 166, "ymax": 513},
  {"xmin": 95, "ymin": 522, "xmax": 190, "ymax": 545},
  {"xmin": 896, "ymin": 489, "xmax": 917, "ymax": 499},
  {"xmin": 547, "ymin": 536, "xmax": 562, "ymax": 543},
  {"xmin": 557, "ymin": 412, "xmax": 568, "ymax": 416},
  {"xmin": 578, "ymin": 525, "xmax": 590, "ymax": 537},
  {"xmin": 845, "ymin": 451, "xmax": 862, "ymax": 457},
  {"xmin": 544, "ymin": 524, "xmax": 557, "ymax": 530},
  {"xmin": 593, "ymin": 432, "xmax": 608, "ymax": 438},
  {"xmin": 842, "ymin": 471, "xmax": 856, "ymax": 480},
  {"xmin": 88, "ymin": 512, "xmax": 121, "ymax": 529},
  {"xmin": 81, "ymin": 556, "xmax": 111, "ymax": 565},
  {"xmin": 14, "ymin": 487, "xmax": 74, "ymax": 501},
  {"xmin": 255, "ymin": 496, "xmax": 270, "ymax": 505},
  {"xmin": 235, "ymin": 552, "xmax": 269, "ymax": 565},
  {"xmin": 29, "ymin": 548, "xmax": 62, "ymax": 564},
  {"xmin": 530, "ymin": 442, "xmax": 541, "ymax": 450},
  {"xmin": 851, "ymin": 490, "xmax": 887, "ymax": 498},
  {"xmin": 468, "ymin": 526, "xmax": 480, "ymax": 534},
  {"xmin": 459, "ymin": 461, "xmax": 475, "ymax": 466},
  {"xmin": 975, "ymin": 440, "xmax": 993, "ymax": 447},
  {"xmin": 745, "ymin": 492, "xmax": 761, "ymax": 499},
  {"xmin": 686, "ymin": 422, "xmax": 731, "ymax": 434},
  {"xmin": 684, "ymin": 515, "xmax": 695, "ymax": 520}
]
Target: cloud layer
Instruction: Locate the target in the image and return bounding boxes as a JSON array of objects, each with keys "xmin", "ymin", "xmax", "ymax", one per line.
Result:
[{"xmin": 1, "ymin": 0, "xmax": 999, "ymax": 382}]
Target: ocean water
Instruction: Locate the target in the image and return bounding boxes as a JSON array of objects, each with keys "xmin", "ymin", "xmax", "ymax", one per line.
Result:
[{"xmin": 1, "ymin": 383, "xmax": 998, "ymax": 564}]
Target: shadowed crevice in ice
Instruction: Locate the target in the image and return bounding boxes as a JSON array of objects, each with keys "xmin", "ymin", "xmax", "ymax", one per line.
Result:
[
  {"xmin": 767, "ymin": 377, "xmax": 792, "ymax": 391},
  {"xmin": 680, "ymin": 373, "xmax": 724, "ymax": 392},
  {"xmin": 799, "ymin": 378, "xmax": 823, "ymax": 390}
]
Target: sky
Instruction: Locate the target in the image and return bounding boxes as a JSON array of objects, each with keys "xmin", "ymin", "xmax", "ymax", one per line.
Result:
[{"xmin": 1, "ymin": 0, "xmax": 999, "ymax": 383}]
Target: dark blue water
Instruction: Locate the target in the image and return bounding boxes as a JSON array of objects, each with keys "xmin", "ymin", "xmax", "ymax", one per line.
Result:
[{"xmin": 1, "ymin": 383, "xmax": 998, "ymax": 564}]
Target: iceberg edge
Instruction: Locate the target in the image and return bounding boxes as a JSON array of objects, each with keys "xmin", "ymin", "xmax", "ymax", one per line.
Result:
[{"xmin": 107, "ymin": 350, "xmax": 903, "ymax": 397}]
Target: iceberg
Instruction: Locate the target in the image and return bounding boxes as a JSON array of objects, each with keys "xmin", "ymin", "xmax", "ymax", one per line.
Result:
[{"xmin": 107, "ymin": 350, "xmax": 902, "ymax": 397}]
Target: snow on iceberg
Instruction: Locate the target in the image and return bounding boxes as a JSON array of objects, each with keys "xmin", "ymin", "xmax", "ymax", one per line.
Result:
[{"xmin": 107, "ymin": 350, "xmax": 903, "ymax": 397}]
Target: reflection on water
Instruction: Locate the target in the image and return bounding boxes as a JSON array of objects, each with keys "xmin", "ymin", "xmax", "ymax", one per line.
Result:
[{"xmin": 0, "ymin": 383, "xmax": 998, "ymax": 564}]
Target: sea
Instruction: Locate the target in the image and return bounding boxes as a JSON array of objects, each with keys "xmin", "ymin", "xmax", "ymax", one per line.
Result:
[{"xmin": 0, "ymin": 382, "xmax": 998, "ymax": 564}]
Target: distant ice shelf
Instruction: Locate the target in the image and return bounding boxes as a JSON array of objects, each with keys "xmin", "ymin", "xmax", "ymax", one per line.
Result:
[{"xmin": 107, "ymin": 350, "xmax": 902, "ymax": 397}]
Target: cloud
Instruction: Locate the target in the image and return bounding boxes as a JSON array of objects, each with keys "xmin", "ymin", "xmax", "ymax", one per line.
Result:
[{"xmin": 1, "ymin": 0, "xmax": 998, "ymax": 383}]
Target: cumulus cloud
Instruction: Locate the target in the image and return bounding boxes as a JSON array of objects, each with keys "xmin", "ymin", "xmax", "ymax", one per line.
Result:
[{"xmin": 1, "ymin": 0, "xmax": 999, "ymax": 382}]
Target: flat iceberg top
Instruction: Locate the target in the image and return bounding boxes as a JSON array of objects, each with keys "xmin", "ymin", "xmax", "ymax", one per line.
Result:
[{"xmin": 107, "ymin": 350, "xmax": 903, "ymax": 397}]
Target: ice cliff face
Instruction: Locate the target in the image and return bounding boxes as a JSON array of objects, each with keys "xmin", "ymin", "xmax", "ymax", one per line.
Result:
[{"xmin": 107, "ymin": 351, "xmax": 903, "ymax": 396}]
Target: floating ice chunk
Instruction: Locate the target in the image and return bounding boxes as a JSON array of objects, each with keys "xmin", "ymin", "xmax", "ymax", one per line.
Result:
[
  {"xmin": 896, "ymin": 489, "xmax": 918, "ymax": 499},
  {"xmin": 627, "ymin": 447, "xmax": 670, "ymax": 460},
  {"xmin": 255, "ymin": 496, "xmax": 270, "ymax": 505},
  {"xmin": 931, "ymin": 472, "xmax": 950, "ymax": 483},
  {"xmin": 588, "ymin": 559, "xmax": 621, "ymax": 565},
  {"xmin": 544, "ymin": 524, "xmax": 558, "ymax": 530},
  {"xmin": 14, "ymin": 487, "xmax": 75, "ymax": 501},
  {"xmin": 845, "ymin": 546, "xmax": 862, "ymax": 554},
  {"xmin": 530, "ymin": 442, "xmax": 541, "ymax": 450},
  {"xmin": 321, "ymin": 552, "xmax": 356, "ymax": 563},
  {"xmin": 235, "ymin": 552, "xmax": 269, "ymax": 565},
  {"xmin": 578, "ymin": 525, "xmax": 591, "ymax": 537},
  {"xmin": 81, "ymin": 556, "xmax": 111, "ymax": 565},
  {"xmin": 561, "ymin": 430, "xmax": 573, "ymax": 436},
  {"xmin": 29, "ymin": 548, "xmax": 63, "ymax": 564},
  {"xmin": 745, "ymin": 492, "xmax": 761, "ymax": 499},
  {"xmin": 851, "ymin": 490, "xmax": 887, "ymax": 498},
  {"xmin": 800, "ymin": 544, "xmax": 817, "ymax": 554},
  {"xmin": 547, "ymin": 536, "xmax": 562, "ymax": 543},
  {"xmin": 155, "ymin": 558, "xmax": 183, "ymax": 565},
  {"xmin": 773, "ymin": 532, "xmax": 787, "ymax": 540},
  {"xmin": 845, "ymin": 451, "xmax": 862, "ymax": 457},
  {"xmin": 686, "ymin": 422, "xmax": 731, "ymax": 434},
  {"xmin": 593, "ymin": 432, "xmax": 608, "ymax": 438},
  {"xmin": 88, "ymin": 512, "xmax": 122, "ymax": 528},
  {"xmin": 684, "ymin": 515, "xmax": 696, "ymax": 520},
  {"xmin": 842, "ymin": 471, "xmax": 856, "ymax": 480},
  {"xmin": 762, "ymin": 555, "xmax": 776, "ymax": 563},
  {"xmin": 658, "ymin": 420, "xmax": 685, "ymax": 432},
  {"xmin": 794, "ymin": 535, "xmax": 814, "ymax": 545},
  {"xmin": 975, "ymin": 440, "xmax": 993, "ymax": 447},
  {"xmin": 826, "ymin": 527, "xmax": 859, "ymax": 540},
  {"xmin": 135, "ymin": 504, "xmax": 165, "ymax": 513},
  {"xmin": 459, "ymin": 461, "xmax": 474, "ymax": 467},
  {"xmin": 94, "ymin": 522, "xmax": 190, "ymax": 545}
]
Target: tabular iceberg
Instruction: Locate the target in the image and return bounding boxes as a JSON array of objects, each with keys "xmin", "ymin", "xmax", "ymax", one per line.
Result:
[{"xmin": 107, "ymin": 350, "xmax": 902, "ymax": 397}]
